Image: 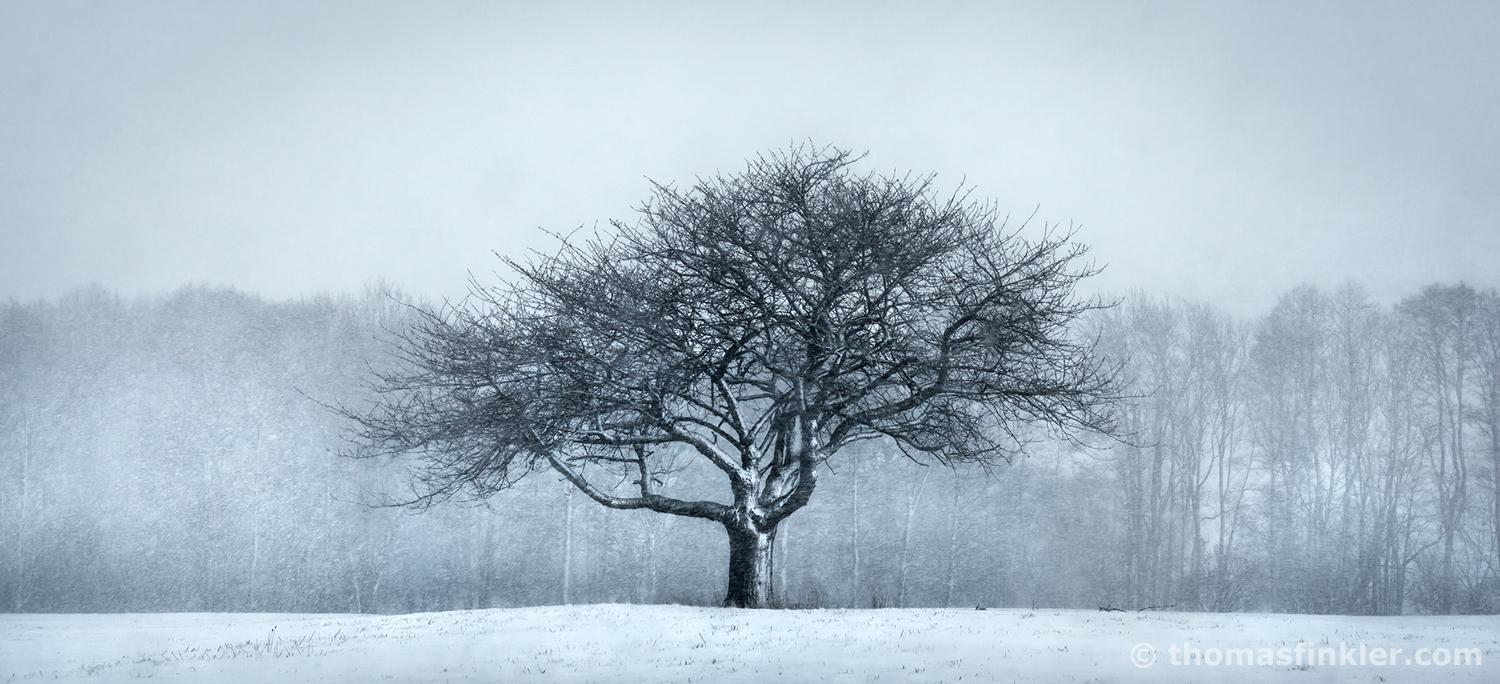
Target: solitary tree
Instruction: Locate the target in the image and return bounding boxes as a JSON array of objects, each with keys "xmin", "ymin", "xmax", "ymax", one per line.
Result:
[{"xmin": 346, "ymin": 146, "xmax": 1119, "ymax": 608}]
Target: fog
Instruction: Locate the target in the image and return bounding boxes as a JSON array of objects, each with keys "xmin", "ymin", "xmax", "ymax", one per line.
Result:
[
  {"xmin": 2, "ymin": 1, "xmax": 1499, "ymax": 622},
  {"xmin": 3, "ymin": 282, "xmax": 1498, "ymax": 615},
  {"xmin": 3, "ymin": 2, "xmax": 1497, "ymax": 313}
]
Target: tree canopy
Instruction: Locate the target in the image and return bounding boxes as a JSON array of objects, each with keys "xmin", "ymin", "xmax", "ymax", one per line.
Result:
[{"xmin": 347, "ymin": 146, "xmax": 1119, "ymax": 606}]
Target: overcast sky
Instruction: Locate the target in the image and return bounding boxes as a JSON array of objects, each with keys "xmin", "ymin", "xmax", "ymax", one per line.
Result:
[{"xmin": 2, "ymin": 1, "xmax": 1496, "ymax": 315}]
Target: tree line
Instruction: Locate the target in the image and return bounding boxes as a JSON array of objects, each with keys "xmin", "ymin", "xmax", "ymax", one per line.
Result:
[
  {"xmin": 1096, "ymin": 282, "xmax": 1500, "ymax": 614},
  {"xmin": 0, "ymin": 281, "xmax": 1495, "ymax": 613}
]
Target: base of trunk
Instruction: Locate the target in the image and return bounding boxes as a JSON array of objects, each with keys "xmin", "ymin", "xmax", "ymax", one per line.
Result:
[{"xmin": 723, "ymin": 524, "xmax": 774, "ymax": 608}]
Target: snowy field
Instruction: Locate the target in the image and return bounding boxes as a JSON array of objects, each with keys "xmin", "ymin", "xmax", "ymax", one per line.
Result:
[{"xmin": 2, "ymin": 605, "xmax": 1496, "ymax": 683}]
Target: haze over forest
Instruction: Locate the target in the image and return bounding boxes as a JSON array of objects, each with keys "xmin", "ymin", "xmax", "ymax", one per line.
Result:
[{"xmin": 3, "ymin": 278, "xmax": 1497, "ymax": 615}]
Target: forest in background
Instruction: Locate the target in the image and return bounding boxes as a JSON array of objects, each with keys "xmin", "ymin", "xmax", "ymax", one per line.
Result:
[{"xmin": 1, "ymin": 281, "xmax": 1497, "ymax": 615}]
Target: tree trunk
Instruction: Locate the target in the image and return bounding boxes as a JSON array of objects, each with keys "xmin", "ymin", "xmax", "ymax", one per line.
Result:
[
  {"xmin": 563, "ymin": 485, "xmax": 574, "ymax": 605},
  {"xmin": 643, "ymin": 523, "xmax": 658, "ymax": 604},
  {"xmin": 898, "ymin": 467, "xmax": 929, "ymax": 608},
  {"xmin": 945, "ymin": 469, "xmax": 961, "ymax": 608},
  {"xmin": 723, "ymin": 523, "xmax": 774, "ymax": 608},
  {"xmin": 1492, "ymin": 434, "xmax": 1499, "ymax": 590},
  {"xmin": 851, "ymin": 458, "xmax": 861, "ymax": 607},
  {"xmin": 777, "ymin": 517, "xmax": 789, "ymax": 602}
]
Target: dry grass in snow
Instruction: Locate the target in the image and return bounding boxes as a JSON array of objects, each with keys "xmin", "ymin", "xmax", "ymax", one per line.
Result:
[{"xmin": 2, "ymin": 605, "xmax": 1497, "ymax": 683}]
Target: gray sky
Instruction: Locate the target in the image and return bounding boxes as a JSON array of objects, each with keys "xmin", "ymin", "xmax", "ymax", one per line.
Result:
[{"xmin": 2, "ymin": 1, "xmax": 1496, "ymax": 314}]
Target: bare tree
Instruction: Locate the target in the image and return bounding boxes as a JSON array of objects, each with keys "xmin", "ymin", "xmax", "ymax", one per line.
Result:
[
  {"xmin": 1476, "ymin": 291, "xmax": 1500, "ymax": 589},
  {"xmin": 344, "ymin": 146, "xmax": 1119, "ymax": 608},
  {"xmin": 1400, "ymin": 284, "xmax": 1480, "ymax": 613}
]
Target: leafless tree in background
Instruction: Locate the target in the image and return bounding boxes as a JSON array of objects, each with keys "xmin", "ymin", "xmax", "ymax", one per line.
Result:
[{"xmin": 1401, "ymin": 284, "xmax": 1482, "ymax": 614}]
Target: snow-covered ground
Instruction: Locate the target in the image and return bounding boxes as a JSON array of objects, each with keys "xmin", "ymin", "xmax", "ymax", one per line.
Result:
[{"xmin": 2, "ymin": 605, "xmax": 1495, "ymax": 683}]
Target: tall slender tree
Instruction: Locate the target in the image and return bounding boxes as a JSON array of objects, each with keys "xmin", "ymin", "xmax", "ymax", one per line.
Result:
[
  {"xmin": 1400, "ymin": 284, "xmax": 1480, "ymax": 613},
  {"xmin": 1475, "ymin": 291, "xmax": 1500, "ymax": 591}
]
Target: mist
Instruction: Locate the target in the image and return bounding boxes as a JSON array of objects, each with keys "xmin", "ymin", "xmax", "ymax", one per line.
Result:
[
  {"xmin": 3, "ymin": 4, "xmax": 1499, "ymax": 682},
  {"xmin": 3, "ymin": 2, "xmax": 1497, "ymax": 313},
  {"xmin": 4, "ymin": 277, "xmax": 1498, "ymax": 615}
]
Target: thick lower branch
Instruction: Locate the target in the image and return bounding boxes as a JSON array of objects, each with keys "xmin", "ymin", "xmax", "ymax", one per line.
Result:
[{"xmin": 545, "ymin": 451, "xmax": 730, "ymax": 523}]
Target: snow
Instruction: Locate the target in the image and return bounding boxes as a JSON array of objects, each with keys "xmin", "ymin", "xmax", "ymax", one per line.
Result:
[{"xmin": 2, "ymin": 605, "xmax": 1496, "ymax": 683}]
